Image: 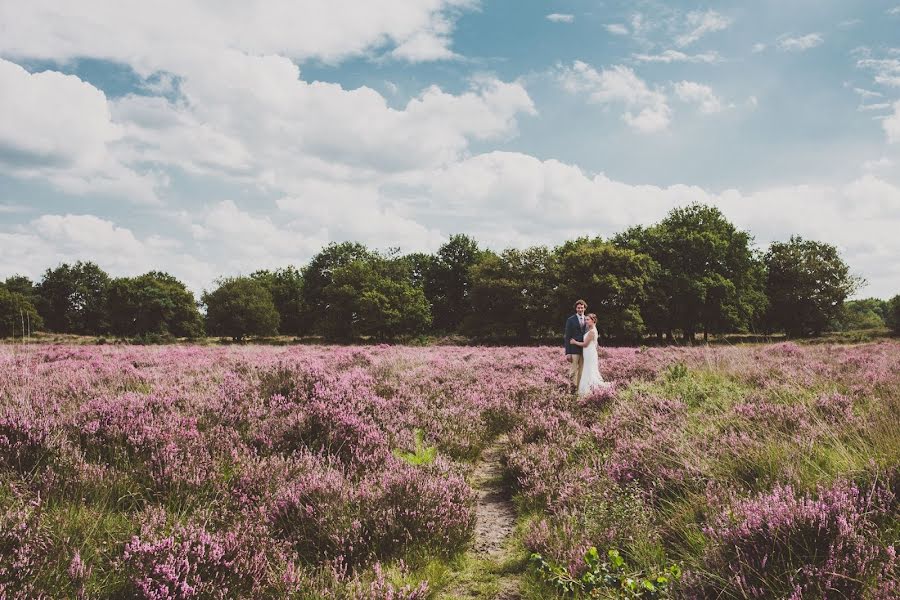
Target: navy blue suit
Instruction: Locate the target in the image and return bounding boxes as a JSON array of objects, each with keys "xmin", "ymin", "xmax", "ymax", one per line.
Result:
[{"xmin": 564, "ymin": 314, "xmax": 587, "ymax": 355}]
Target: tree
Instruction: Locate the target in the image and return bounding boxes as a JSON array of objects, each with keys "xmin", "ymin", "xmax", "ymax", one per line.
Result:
[
  {"xmin": 36, "ymin": 261, "xmax": 111, "ymax": 334},
  {"xmin": 300, "ymin": 242, "xmax": 374, "ymax": 334},
  {"xmin": 322, "ymin": 253, "xmax": 431, "ymax": 341},
  {"xmin": 832, "ymin": 298, "xmax": 887, "ymax": 331},
  {"xmin": 108, "ymin": 272, "xmax": 203, "ymax": 338},
  {"xmin": 883, "ymin": 295, "xmax": 900, "ymax": 335},
  {"xmin": 3, "ymin": 275, "xmax": 38, "ymax": 304},
  {"xmin": 613, "ymin": 204, "xmax": 767, "ymax": 342},
  {"xmin": 464, "ymin": 246, "xmax": 554, "ymax": 340},
  {"xmin": 0, "ymin": 288, "xmax": 43, "ymax": 338},
  {"xmin": 554, "ymin": 237, "xmax": 657, "ymax": 342},
  {"xmin": 425, "ymin": 235, "xmax": 484, "ymax": 332},
  {"xmin": 202, "ymin": 277, "xmax": 280, "ymax": 341},
  {"xmin": 764, "ymin": 237, "xmax": 862, "ymax": 337},
  {"xmin": 251, "ymin": 266, "xmax": 305, "ymax": 335}
]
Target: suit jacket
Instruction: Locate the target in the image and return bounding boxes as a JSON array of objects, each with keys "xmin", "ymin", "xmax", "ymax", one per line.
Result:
[{"xmin": 564, "ymin": 314, "xmax": 587, "ymax": 355}]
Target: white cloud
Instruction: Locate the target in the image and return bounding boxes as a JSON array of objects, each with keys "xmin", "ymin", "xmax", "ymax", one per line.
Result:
[
  {"xmin": 0, "ymin": 214, "xmax": 214, "ymax": 293},
  {"xmin": 858, "ymin": 103, "xmax": 892, "ymax": 112},
  {"xmin": 777, "ymin": 33, "xmax": 824, "ymax": 52},
  {"xmin": 888, "ymin": 6, "xmax": 900, "ymax": 15},
  {"xmin": 0, "ymin": 58, "xmax": 161, "ymax": 203},
  {"xmin": 857, "ymin": 58, "xmax": 900, "ymax": 87},
  {"xmin": 752, "ymin": 43, "xmax": 767, "ymax": 53},
  {"xmin": 885, "ymin": 102, "xmax": 900, "ymax": 143},
  {"xmin": 633, "ymin": 50, "xmax": 721, "ymax": 64},
  {"xmin": 676, "ymin": 10, "xmax": 732, "ymax": 47},
  {"xmin": 108, "ymin": 57, "xmax": 534, "ymax": 181},
  {"xmin": 0, "ymin": 1, "xmax": 477, "ymax": 69},
  {"xmin": 558, "ymin": 62, "xmax": 671, "ymax": 133},
  {"xmin": 605, "ymin": 23, "xmax": 629, "ymax": 35},
  {"xmin": 674, "ymin": 81, "xmax": 723, "ymax": 114},
  {"xmin": 546, "ymin": 13, "xmax": 575, "ymax": 24},
  {"xmin": 853, "ymin": 87, "xmax": 883, "ymax": 99},
  {"xmin": 862, "ymin": 157, "xmax": 894, "ymax": 172}
]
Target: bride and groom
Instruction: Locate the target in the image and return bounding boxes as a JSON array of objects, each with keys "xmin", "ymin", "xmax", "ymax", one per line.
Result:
[{"xmin": 564, "ymin": 299, "xmax": 610, "ymax": 396}]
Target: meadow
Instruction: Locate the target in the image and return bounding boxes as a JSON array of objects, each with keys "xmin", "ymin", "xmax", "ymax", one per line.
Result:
[{"xmin": 1, "ymin": 341, "xmax": 898, "ymax": 599}]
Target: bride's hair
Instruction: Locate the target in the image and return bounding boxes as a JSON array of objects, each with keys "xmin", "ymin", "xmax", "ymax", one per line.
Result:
[{"xmin": 586, "ymin": 313, "xmax": 598, "ymax": 325}]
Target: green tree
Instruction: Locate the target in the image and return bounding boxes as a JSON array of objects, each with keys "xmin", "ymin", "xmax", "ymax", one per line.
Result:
[
  {"xmin": 322, "ymin": 253, "xmax": 431, "ymax": 341},
  {"xmin": 36, "ymin": 261, "xmax": 111, "ymax": 334},
  {"xmin": 883, "ymin": 295, "xmax": 900, "ymax": 335},
  {"xmin": 764, "ymin": 236, "xmax": 862, "ymax": 337},
  {"xmin": 425, "ymin": 234, "xmax": 484, "ymax": 332},
  {"xmin": 613, "ymin": 204, "xmax": 767, "ymax": 342},
  {"xmin": 251, "ymin": 266, "xmax": 305, "ymax": 335},
  {"xmin": 0, "ymin": 288, "xmax": 43, "ymax": 338},
  {"xmin": 300, "ymin": 242, "xmax": 374, "ymax": 334},
  {"xmin": 464, "ymin": 246, "xmax": 554, "ymax": 340},
  {"xmin": 3, "ymin": 275, "xmax": 38, "ymax": 304},
  {"xmin": 108, "ymin": 272, "xmax": 203, "ymax": 338},
  {"xmin": 832, "ymin": 298, "xmax": 887, "ymax": 331},
  {"xmin": 202, "ymin": 277, "xmax": 280, "ymax": 341},
  {"xmin": 554, "ymin": 238, "xmax": 657, "ymax": 342}
]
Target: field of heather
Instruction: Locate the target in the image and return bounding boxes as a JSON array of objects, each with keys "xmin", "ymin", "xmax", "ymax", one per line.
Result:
[{"xmin": 1, "ymin": 341, "xmax": 899, "ymax": 599}]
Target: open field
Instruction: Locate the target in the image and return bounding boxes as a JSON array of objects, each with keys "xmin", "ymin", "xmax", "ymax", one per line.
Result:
[{"xmin": 2, "ymin": 341, "xmax": 899, "ymax": 599}]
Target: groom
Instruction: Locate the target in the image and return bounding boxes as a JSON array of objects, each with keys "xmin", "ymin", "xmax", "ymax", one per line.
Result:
[{"xmin": 564, "ymin": 299, "xmax": 588, "ymax": 389}]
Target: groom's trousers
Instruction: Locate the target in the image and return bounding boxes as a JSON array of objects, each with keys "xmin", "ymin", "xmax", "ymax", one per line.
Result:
[{"xmin": 569, "ymin": 355, "xmax": 584, "ymax": 389}]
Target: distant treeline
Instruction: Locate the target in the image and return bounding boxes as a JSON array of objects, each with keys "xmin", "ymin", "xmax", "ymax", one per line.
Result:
[{"xmin": 2, "ymin": 204, "xmax": 899, "ymax": 342}]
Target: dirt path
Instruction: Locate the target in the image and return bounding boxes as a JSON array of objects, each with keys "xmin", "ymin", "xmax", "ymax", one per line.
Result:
[
  {"xmin": 438, "ymin": 435, "xmax": 523, "ymax": 600},
  {"xmin": 471, "ymin": 435, "xmax": 517, "ymax": 557}
]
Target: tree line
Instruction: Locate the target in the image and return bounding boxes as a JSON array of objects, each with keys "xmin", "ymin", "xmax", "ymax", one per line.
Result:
[{"xmin": 2, "ymin": 204, "xmax": 899, "ymax": 342}]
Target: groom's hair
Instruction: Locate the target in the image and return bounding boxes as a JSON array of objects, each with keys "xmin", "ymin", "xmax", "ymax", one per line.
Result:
[{"xmin": 574, "ymin": 299, "xmax": 587, "ymax": 309}]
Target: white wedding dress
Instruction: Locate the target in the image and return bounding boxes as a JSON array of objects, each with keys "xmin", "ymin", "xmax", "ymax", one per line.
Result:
[{"xmin": 578, "ymin": 326, "xmax": 608, "ymax": 396}]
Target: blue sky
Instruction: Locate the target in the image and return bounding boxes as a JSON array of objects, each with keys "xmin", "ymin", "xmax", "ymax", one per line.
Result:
[{"xmin": 1, "ymin": 1, "xmax": 899, "ymax": 297}]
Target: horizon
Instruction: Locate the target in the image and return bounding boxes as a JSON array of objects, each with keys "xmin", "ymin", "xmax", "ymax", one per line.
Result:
[{"xmin": 1, "ymin": 1, "xmax": 899, "ymax": 299}]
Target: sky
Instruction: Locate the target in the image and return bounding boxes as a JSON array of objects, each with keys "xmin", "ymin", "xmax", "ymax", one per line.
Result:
[{"xmin": 1, "ymin": 0, "xmax": 899, "ymax": 298}]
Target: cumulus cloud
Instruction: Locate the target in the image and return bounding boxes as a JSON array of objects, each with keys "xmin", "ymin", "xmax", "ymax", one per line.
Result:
[
  {"xmin": 546, "ymin": 14, "xmax": 575, "ymax": 24},
  {"xmin": 558, "ymin": 62, "xmax": 671, "ymax": 133},
  {"xmin": 0, "ymin": 58, "xmax": 161, "ymax": 203},
  {"xmin": 605, "ymin": 23, "xmax": 629, "ymax": 35},
  {"xmin": 0, "ymin": 0, "xmax": 477, "ymax": 70},
  {"xmin": 633, "ymin": 50, "xmax": 721, "ymax": 64},
  {"xmin": 676, "ymin": 10, "xmax": 732, "ymax": 47},
  {"xmin": 777, "ymin": 33, "xmax": 824, "ymax": 52},
  {"xmin": 674, "ymin": 81, "xmax": 723, "ymax": 114},
  {"xmin": 0, "ymin": 214, "xmax": 214, "ymax": 293}
]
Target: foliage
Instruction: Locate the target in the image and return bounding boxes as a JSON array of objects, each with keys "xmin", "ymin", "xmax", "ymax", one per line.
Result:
[
  {"xmin": 613, "ymin": 204, "xmax": 767, "ymax": 341},
  {"xmin": 885, "ymin": 294, "xmax": 900, "ymax": 335},
  {"xmin": 764, "ymin": 236, "xmax": 863, "ymax": 337},
  {"xmin": 202, "ymin": 276, "xmax": 279, "ymax": 340},
  {"xmin": 36, "ymin": 261, "xmax": 110, "ymax": 334},
  {"xmin": 250, "ymin": 266, "xmax": 305, "ymax": 335},
  {"xmin": 393, "ymin": 429, "xmax": 437, "ymax": 466},
  {"xmin": 108, "ymin": 271, "xmax": 203, "ymax": 338},
  {"xmin": 531, "ymin": 547, "xmax": 681, "ymax": 598},
  {"xmin": 300, "ymin": 242, "xmax": 374, "ymax": 335},
  {"xmin": 322, "ymin": 251, "xmax": 431, "ymax": 341},
  {"xmin": 424, "ymin": 234, "xmax": 485, "ymax": 332},
  {"xmin": 464, "ymin": 246, "xmax": 554, "ymax": 340},
  {"xmin": 832, "ymin": 297, "xmax": 887, "ymax": 331},
  {"xmin": 0, "ymin": 288, "xmax": 43, "ymax": 338},
  {"xmin": 554, "ymin": 237, "xmax": 657, "ymax": 342}
]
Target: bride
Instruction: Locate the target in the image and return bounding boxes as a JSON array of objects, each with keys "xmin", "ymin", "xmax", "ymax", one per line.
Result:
[{"xmin": 569, "ymin": 312, "xmax": 609, "ymax": 396}]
